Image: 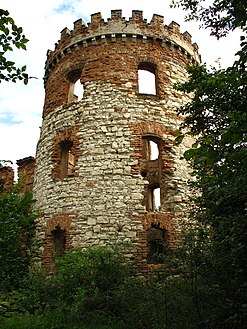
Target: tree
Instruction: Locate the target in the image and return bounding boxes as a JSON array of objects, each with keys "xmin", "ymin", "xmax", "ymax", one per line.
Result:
[
  {"xmin": 171, "ymin": 0, "xmax": 247, "ymax": 37},
  {"xmin": 0, "ymin": 9, "xmax": 29, "ymax": 84},
  {"xmin": 171, "ymin": 1, "xmax": 247, "ymax": 328},
  {"xmin": 0, "ymin": 184, "xmax": 36, "ymax": 291},
  {"xmin": 171, "ymin": 0, "xmax": 247, "ymax": 64},
  {"xmin": 176, "ymin": 64, "xmax": 247, "ymax": 328}
]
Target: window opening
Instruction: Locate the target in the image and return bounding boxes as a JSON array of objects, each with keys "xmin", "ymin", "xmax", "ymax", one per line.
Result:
[
  {"xmin": 68, "ymin": 151, "xmax": 75, "ymax": 176},
  {"xmin": 141, "ymin": 136, "xmax": 162, "ymax": 211},
  {"xmin": 138, "ymin": 63, "xmax": 157, "ymax": 95},
  {"xmin": 138, "ymin": 70, "xmax": 156, "ymax": 94},
  {"xmin": 147, "ymin": 227, "xmax": 166, "ymax": 264},
  {"xmin": 60, "ymin": 140, "xmax": 74, "ymax": 179},
  {"xmin": 73, "ymin": 79, "xmax": 84, "ymax": 101},
  {"xmin": 153, "ymin": 187, "xmax": 161, "ymax": 211},
  {"xmin": 52, "ymin": 227, "xmax": 66, "ymax": 258},
  {"xmin": 142, "ymin": 137, "xmax": 160, "ymax": 161},
  {"xmin": 148, "ymin": 185, "xmax": 161, "ymax": 211},
  {"xmin": 66, "ymin": 67, "xmax": 84, "ymax": 102},
  {"xmin": 150, "ymin": 140, "xmax": 159, "ymax": 160}
]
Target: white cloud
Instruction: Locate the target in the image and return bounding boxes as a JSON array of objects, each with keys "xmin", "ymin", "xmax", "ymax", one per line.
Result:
[{"xmin": 0, "ymin": 0, "xmax": 241, "ymax": 171}]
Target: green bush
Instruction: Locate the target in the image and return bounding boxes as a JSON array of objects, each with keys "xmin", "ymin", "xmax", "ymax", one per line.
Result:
[
  {"xmin": 0, "ymin": 311, "xmax": 124, "ymax": 329},
  {"xmin": 4, "ymin": 246, "xmax": 206, "ymax": 329},
  {"xmin": 0, "ymin": 185, "xmax": 36, "ymax": 291},
  {"xmin": 23, "ymin": 247, "xmax": 133, "ymax": 325},
  {"xmin": 114, "ymin": 271, "xmax": 198, "ymax": 329}
]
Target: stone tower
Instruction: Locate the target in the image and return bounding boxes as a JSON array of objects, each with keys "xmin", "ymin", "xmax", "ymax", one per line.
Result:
[{"xmin": 33, "ymin": 9, "xmax": 200, "ymax": 272}]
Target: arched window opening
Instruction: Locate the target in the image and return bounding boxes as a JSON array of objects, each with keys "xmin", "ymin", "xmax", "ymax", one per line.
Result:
[
  {"xmin": 147, "ymin": 185, "xmax": 161, "ymax": 211},
  {"xmin": 147, "ymin": 226, "xmax": 166, "ymax": 264},
  {"xmin": 142, "ymin": 136, "xmax": 160, "ymax": 161},
  {"xmin": 60, "ymin": 140, "xmax": 75, "ymax": 179},
  {"xmin": 138, "ymin": 63, "xmax": 157, "ymax": 95},
  {"xmin": 150, "ymin": 140, "xmax": 159, "ymax": 160},
  {"xmin": 51, "ymin": 227, "xmax": 66, "ymax": 258}
]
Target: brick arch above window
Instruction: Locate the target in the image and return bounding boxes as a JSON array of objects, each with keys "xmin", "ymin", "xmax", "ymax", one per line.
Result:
[
  {"xmin": 132, "ymin": 121, "xmax": 169, "ymax": 138},
  {"xmin": 137, "ymin": 57, "xmax": 157, "ymax": 71},
  {"xmin": 45, "ymin": 214, "xmax": 72, "ymax": 235},
  {"xmin": 51, "ymin": 126, "xmax": 82, "ymax": 180},
  {"xmin": 42, "ymin": 213, "xmax": 74, "ymax": 270},
  {"xmin": 144, "ymin": 213, "xmax": 177, "ymax": 246}
]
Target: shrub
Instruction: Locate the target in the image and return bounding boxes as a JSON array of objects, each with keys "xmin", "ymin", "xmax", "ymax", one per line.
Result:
[
  {"xmin": 0, "ymin": 185, "xmax": 36, "ymax": 291},
  {"xmin": 23, "ymin": 247, "xmax": 133, "ymax": 325}
]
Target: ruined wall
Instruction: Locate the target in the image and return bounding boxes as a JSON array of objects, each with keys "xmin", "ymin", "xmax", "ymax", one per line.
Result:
[
  {"xmin": 17, "ymin": 157, "xmax": 35, "ymax": 191},
  {"xmin": 0, "ymin": 166, "xmax": 14, "ymax": 191},
  {"xmin": 0, "ymin": 157, "xmax": 35, "ymax": 192},
  {"xmin": 33, "ymin": 10, "xmax": 200, "ymax": 272}
]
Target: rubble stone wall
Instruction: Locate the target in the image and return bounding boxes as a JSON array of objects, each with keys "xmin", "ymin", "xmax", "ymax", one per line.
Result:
[{"xmin": 33, "ymin": 10, "xmax": 200, "ymax": 272}]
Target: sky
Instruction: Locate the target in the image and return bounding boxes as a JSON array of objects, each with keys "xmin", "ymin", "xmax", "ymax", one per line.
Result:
[{"xmin": 0, "ymin": 0, "xmax": 242, "ymax": 174}]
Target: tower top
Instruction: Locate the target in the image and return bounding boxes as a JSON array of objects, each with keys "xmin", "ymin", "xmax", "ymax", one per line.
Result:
[{"xmin": 45, "ymin": 9, "xmax": 200, "ymax": 73}]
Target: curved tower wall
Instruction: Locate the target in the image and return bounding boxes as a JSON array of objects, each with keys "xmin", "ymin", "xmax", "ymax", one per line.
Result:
[{"xmin": 33, "ymin": 10, "xmax": 200, "ymax": 271}]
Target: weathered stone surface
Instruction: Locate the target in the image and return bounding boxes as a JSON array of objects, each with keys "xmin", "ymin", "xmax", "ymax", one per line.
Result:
[{"xmin": 30, "ymin": 10, "xmax": 200, "ymax": 272}]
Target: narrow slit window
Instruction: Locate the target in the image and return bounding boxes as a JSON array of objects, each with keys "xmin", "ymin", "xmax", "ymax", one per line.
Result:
[
  {"xmin": 150, "ymin": 140, "xmax": 159, "ymax": 160},
  {"xmin": 52, "ymin": 227, "xmax": 66, "ymax": 258},
  {"xmin": 68, "ymin": 151, "xmax": 75, "ymax": 176},
  {"xmin": 147, "ymin": 185, "xmax": 161, "ymax": 212},
  {"xmin": 142, "ymin": 137, "xmax": 160, "ymax": 161},
  {"xmin": 153, "ymin": 187, "xmax": 161, "ymax": 211},
  {"xmin": 60, "ymin": 140, "xmax": 74, "ymax": 179}
]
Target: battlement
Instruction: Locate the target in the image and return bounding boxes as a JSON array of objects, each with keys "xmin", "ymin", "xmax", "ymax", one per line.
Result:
[{"xmin": 45, "ymin": 9, "xmax": 200, "ymax": 74}]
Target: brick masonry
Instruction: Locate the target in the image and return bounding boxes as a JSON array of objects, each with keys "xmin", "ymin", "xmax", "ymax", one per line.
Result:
[
  {"xmin": 0, "ymin": 157, "xmax": 35, "ymax": 192},
  {"xmin": 0, "ymin": 166, "xmax": 14, "ymax": 191}
]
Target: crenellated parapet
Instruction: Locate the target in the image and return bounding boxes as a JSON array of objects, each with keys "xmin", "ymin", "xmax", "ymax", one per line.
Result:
[{"xmin": 44, "ymin": 9, "xmax": 200, "ymax": 79}]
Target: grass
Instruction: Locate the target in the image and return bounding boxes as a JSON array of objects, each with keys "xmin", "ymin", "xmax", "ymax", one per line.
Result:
[{"xmin": 0, "ymin": 312, "xmax": 125, "ymax": 329}]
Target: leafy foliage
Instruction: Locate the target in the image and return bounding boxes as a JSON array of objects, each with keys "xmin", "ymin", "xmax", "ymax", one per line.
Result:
[
  {"xmin": 177, "ymin": 63, "xmax": 247, "ymax": 328},
  {"xmin": 170, "ymin": 0, "xmax": 247, "ymax": 66},
  {"xmin": 8, "ymin": 247, "xmax": 200, "ymax": 329},
  {"xmin": 23, "ymin": 248, "xmax": 133, "ymax": 323},
  {"xmin": 172, "ymin": 0, "xmax": 247, "ymax": 326},
  {"xmin": 0, "ymin": 185, "xmax": 36, "ymax": 291},
  {"xmin": 0, "ymin": 9, "xmax": 29, "ymax": 83},
  {"xmin": 170, "ymin": 0, "xmax": 247, "ymax": 37},
  {"xmin": 0, "ymin": 160, "xmax": 13, "ymax": 168}
]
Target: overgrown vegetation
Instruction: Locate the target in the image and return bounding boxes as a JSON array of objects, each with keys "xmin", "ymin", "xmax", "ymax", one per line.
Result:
[
  {"xmin": 0, "ymin": 247, "xmax": 200, "ymax": 329},
  {"xmin": 171, "ymin": 0, "xmax": 247, "ymax": 328},
  {"xmin": 0, "ymin": 184, "xmax": 36, "ymax": 291}
]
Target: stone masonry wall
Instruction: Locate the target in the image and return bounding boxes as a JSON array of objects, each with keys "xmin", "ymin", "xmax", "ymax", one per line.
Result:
[{"xmin": 33, "ymin": 10, "xmax": 200, "ymax": 272}]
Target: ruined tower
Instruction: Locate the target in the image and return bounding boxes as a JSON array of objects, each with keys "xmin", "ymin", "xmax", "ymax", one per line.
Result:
[{"xmin": 33, "ymin": 10, "xmax": 200, "ymax": 271}]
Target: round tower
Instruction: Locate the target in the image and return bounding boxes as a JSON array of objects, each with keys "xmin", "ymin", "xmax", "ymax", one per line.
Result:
[{"xmin": 33, "ymin": 9, "xmax": 200, "ymax": 271}]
